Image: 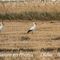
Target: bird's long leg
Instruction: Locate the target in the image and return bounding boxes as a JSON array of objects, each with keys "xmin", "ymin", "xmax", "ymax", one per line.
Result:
[
  {"xmin": 31, "ymin": 31, "xmax": 33, "ymax": 34},
  {"xmin": 0, "ymin": 30, "xmax": 1, "ymax": 32}
]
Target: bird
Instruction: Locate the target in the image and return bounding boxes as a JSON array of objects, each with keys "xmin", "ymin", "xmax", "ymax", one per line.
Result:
[
  {"xmin": 0, "ymin": 22, "xmax": 4, "ymax": 32},
  {"xmin": 27, "ymin": 22, "xmax": 37, "ymax": 33}
]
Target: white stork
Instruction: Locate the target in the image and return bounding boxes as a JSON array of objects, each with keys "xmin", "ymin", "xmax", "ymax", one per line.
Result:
[
  {"xmin": 27, "ymin": 22, "xmax": 37, "ymax": 33},
  {"xmin": 0, "ymin": 22, "xmax": 4, "ymax": 32}
]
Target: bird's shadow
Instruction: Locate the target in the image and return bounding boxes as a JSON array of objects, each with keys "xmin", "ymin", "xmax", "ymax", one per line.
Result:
[
  {"xmin": 19, "ymin": 32, "xmax": 31, "ymax": 41},
  {"xmin": 20, "ymin": 35, "xmax": 30, "ymax": 41}
]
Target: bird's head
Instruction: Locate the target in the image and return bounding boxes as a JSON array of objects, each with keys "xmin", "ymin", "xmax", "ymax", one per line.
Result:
[{"xmin": 33, "ymin": 22, "xmax": 37, "ymax": 25}]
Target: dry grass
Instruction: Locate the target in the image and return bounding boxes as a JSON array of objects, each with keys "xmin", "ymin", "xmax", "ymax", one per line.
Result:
[
  {"xmin": 0, "ymin": 2, "xmax": 60, "ymax": 13},
  {"xmin": 0, "ymin": 2, "xmax": 60, "ymax": 20},
  {"xmin": 0, "ymin": 2, "xmax": 60, "ymax": 60}
]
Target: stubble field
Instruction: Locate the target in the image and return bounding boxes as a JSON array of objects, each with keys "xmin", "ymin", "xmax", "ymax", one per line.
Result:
[{"xmin": 0, "ymin": 20, "xmax": 60, "ymax": 60}]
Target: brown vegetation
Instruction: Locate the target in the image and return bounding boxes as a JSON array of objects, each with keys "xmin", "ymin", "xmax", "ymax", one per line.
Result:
[{"xmin": 0, "ymin": 2, "xmax": 60, "ymax": 60}]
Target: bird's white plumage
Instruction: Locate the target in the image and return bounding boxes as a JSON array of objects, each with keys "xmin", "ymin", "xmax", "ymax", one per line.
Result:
[
  {"xmin": 52, "ymin": 0, "xmax": 56, "ymax": 2},
  {"xmin": 29, "ymin": 22, "xmax": 36, "ymax": 31},
  {"xmin": 0, "ymin": 22, "xmax": 3, "ymax": 31}
]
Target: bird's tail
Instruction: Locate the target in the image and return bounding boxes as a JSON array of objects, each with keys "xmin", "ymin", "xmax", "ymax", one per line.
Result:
[{"xmin": 27, "ymin": 30, "xmax": 32, "ymax": 33}]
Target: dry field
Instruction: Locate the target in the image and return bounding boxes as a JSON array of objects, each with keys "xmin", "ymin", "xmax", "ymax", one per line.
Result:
[
  {"xmin": 0, "ymin": 20, "xmax": 60, "ymax": 60},
  {"xmin": 0, "ymin": 1, "xmax": 60, "ymax": 60},
  {"xmin": 0, "ymin": 2, "xmax": 60, "ymax": 13}
]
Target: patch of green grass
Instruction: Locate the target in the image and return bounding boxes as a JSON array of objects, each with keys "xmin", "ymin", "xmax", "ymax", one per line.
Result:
[{"xmin": 0, "ymin": 12, "xmax": 60, "ymax": 20}]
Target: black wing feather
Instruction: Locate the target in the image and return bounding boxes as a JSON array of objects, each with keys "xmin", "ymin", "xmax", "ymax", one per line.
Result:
[{"xmin": 27, "ymin": 30, "xmax": 32, "ymax": 33}]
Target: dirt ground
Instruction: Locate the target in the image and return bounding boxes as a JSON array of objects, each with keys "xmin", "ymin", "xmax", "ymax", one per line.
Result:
[{"xmin": 0, "ymin": 20, "xmax": 60, "ymax": 60}]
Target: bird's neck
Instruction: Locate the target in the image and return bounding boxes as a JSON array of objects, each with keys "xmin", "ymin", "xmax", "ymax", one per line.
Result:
[{"xmin": 33, "ymin": 24, "xmax": 36, "ymax": 27}]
